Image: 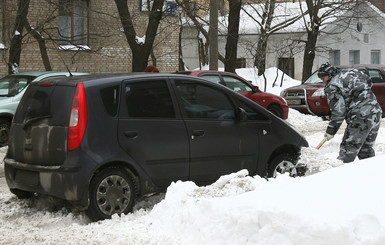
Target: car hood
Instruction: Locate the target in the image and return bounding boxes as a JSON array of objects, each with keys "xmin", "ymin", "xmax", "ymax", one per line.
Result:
[{"xmin": 286, "ymin": 83, "xmax": 324, "ymax": 91}]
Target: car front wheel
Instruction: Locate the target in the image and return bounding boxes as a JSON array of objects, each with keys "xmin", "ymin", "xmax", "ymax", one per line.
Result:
[
  {"xmin": 0, "ymin": 119, "xmax": 11, "ymax": 147},
  {"xmin": 86, "ymin": 167, "xmax": 136, "ymax": 221},
  {"xmin": 268, "ymin": 153, "xmax": 299, "ymax": 177}
]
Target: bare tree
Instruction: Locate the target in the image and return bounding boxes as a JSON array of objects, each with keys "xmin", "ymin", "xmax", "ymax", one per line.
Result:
[
  {"xmin": 242, "ymin": 1, "xmax": 307, "ymax": 78},
  {"xmin": 114, "ymin": 0, "xmax": 165, "ymax": 72},
  {"xmin": 299, "ymin": 0, "xmax": 364, "ymax": 80},
  {"xmin": 8, "ymin": 0, "xmax": 30, "ymax": 74}
]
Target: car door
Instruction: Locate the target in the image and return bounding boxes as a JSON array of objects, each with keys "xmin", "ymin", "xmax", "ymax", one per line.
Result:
[
  {"xmin": 117, "ymin": 78, "xmax": 190, "ymax": 187},
  {"xmin": 172, "ymin": 78, "xmax": 259, "ymax": 184}
]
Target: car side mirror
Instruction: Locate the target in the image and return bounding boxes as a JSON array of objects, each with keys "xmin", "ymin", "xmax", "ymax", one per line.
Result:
[
  {"xmin": 252, "ymin": 85, "xmax": 260, "ymax": 93},
  {"xmin": 238, "ymin": 107, "xmax": 248, "ymax": 122}
]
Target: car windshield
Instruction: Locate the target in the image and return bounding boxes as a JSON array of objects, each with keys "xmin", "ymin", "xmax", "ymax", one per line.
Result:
[
  {"xmin": 303, "ymin": 71, "xmax": 322, "ymax": 84},
  {"xmin": 0, "ymin": 75, "xmax": 36, "ymax": 97}
]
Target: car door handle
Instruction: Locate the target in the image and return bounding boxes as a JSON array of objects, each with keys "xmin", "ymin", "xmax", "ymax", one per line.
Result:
[
  {"xmin": 191, "ymin": 129, "xmax": 205, "ymax": 139},
  {"xmin": 124, "ymin": 131, "xmax": 138, "ymax": 139}
]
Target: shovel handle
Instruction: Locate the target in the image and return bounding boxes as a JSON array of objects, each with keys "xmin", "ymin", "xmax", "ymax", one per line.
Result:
[{"xmin": 316, "ymin": 137, "xmax": 328, "ymax": 149}]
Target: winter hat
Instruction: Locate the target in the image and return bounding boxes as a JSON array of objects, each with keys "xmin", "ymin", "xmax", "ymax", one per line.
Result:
[{"xmin": 317, "ymin": 63, "xmax": 333, "ymax": 78}]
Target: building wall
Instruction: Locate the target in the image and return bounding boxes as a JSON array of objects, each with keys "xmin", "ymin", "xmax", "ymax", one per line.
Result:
[
  {"xmin": 181, "ymin": 2, "xmax": 385, "ymax": 81},
  {"xmin": 0, "ymin": 0, "xmax": 179, "ymax": 77}
]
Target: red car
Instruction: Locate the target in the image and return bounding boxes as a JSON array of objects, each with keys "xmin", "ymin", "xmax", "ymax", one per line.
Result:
[
  {"xmin": 280, "ymin": 64, "xmax": 385, "ymax": 118},
  {"xmin": 175, "ymin": 70, "xmax": 289, "ymax": 119}
]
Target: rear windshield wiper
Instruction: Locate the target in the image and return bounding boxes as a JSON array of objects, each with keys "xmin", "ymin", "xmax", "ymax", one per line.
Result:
[{"xmin": 23, "ymin": 115, "xmax": 52, "ymax": 129}]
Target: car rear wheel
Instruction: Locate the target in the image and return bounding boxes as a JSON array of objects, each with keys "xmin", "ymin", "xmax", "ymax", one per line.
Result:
[
  {"xmin": 268, "ymin": 153, "xmax": 299, "ymax": 177},
  {"xmin": 86, "ymin": 167, "xmax": 136, "ymax": 221},
  {"xmin": 0, "ymin": 119, "xmax": 11, "ymax": 147},
  {"xmin": 267, "ymin": 104, "xmax": 283, "ymax": 119}
]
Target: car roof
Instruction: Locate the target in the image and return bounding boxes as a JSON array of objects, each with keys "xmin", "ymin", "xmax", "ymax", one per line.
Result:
[
  {"xmin": 6, "ymin": 71, "xmax": 88, "ymax": 77},
  {"xmin": 176, "ymin": 70, "xmax": 240, "ymax": 76},
  {"xmin": 38, "ymin": 72, "xmax": 218, "ymax": 86}
]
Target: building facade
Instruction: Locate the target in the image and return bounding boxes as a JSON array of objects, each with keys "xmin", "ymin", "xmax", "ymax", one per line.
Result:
[
  {"xmin": 0, "ymin": 0, "xmax": 180, "ymax": 77},
  {"xmin": 181, "ymin": 1, "xmax": 385, "ymax": 81}
]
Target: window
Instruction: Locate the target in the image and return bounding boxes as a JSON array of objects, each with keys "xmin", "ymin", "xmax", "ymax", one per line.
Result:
[
  {"xmin": 238, "ymin": 100, "xmax": 268, "ymax": 121},
  {"xmin": 329, "ymin": 50, "xmax": 340, "ymax": 66},
  {"xmin": 367, "ymin": 69, "xmax": 384, "ymax": 84},
  {"xmin": 371, "ymin": 50, "xmax": 381, "ymax": 64},
  {"xmin": 140, "ymin": 0, "xmax": 178, "ymax": 14},
  {"xmin": 222, "ymin": 76, "xmax": 253, "ymax": 92},
  {"xmin": 100, "ymin": 85, "xmax": 120, "ymax": 117},
  {"xmin": 278, "ymin": 57, "xmax": 294, "ymax": 78},
  {"xmin": 125, "ymin": 81, "xmax": 175, "ymax": 118},
  {"xmin": 236, "ymin": 58, "xmax": 246, "ymax": 69},
  {"xmin": 349, "ymin": 50, "xmax": 360, "ymax": 65},
  {"xmin": 175, "ymin": 80, "xmax": 235, "ymax": 120},
  {"xmin": 59, "ymin": 0, "xmax": 88, "ymax": 46}
]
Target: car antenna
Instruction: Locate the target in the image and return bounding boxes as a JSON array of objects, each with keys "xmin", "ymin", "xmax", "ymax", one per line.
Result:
[
  {"xmin": 58, "ymin": 53, "xmax": 73, "ymax": 76},
  {"xmin": 64, "ymin": 63, "xmax": 73, "ymax": 77}
]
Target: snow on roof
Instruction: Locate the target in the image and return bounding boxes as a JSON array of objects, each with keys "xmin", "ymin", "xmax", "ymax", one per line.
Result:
[{"xmin": 182, "ymin": 1, "xmax": 384, "ymax": 35}]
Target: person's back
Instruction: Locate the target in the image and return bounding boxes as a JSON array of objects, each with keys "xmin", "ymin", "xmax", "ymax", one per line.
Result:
[{"xmin": 326, "ymin": 68, "xmax": 381, "ymax": 120}]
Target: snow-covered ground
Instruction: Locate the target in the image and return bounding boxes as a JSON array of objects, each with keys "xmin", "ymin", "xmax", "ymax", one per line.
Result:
[{"xmin": 1, "ymin": 68, "xmax": 384, "ymax": 245}]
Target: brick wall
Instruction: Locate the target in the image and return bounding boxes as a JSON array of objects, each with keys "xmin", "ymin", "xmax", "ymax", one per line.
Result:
[{"xmin": 0, "ymin": 0, "xmax": 179, "ymax": 77}]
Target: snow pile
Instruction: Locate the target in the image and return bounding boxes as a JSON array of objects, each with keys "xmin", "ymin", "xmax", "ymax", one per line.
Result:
[{"xmin": 1, "ymin": 67, "xmax": 385, "ymax": 245}]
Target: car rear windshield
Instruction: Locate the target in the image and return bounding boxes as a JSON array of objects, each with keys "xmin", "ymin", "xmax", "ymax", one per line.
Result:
[{"xmin": 13, "ymin": 83, "xmax": 76, "ymax": 127}]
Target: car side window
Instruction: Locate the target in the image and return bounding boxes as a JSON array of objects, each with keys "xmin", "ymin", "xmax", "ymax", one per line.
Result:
[
  {"xmin": 199, "ymin": 74, "xmax": 223, "ymax": 85},
  {"xmin": 100, "ymin": 85, "xmax": 120, "ymax": 117},
  {"xmin": 222, "ymin": 76, "xmax": 253, "ymax": 92},
  {"xmin": 175, "ymin": 80, "xmax": 235, "ymax": 120},
  {"xmin": 124, "ymin": 80, "xmax": 175, "ymax": 118},
  {"xmin": 367, "ymin": 69, "xmax": 384, "ymax": 84},
  {"xmin": 238, "ymin": 99, "xmax": 269, "ymax": 121}
]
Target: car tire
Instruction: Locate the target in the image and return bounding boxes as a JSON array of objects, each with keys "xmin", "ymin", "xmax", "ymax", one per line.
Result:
[
  {"xmin": 86, "ymin": 167, "xmax": 136, "ymax": 221},
  {"xmin": 268, "ymin": 153, "xmax": 298, "ymax": 177},
  {"xmin": 10, "ymin": 188, "xmax": 33, "ymax": 199},
  {"xmin": 267, "ymin": 104, "xmax": 283, "ymax": 119},
  {"xmin": 0, "ymin": 119, "xmax": 11, "ymax": 147}
]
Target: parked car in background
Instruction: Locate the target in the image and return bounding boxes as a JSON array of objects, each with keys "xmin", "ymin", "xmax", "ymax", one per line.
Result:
[
  {"xmin": 280, "ymin": 64, "xmax": 385, "ymax": 117},
  {"xmin": 4, "ymin": 73, "xmax": 308, "ymax": 221},
  {"xmin": 175, "ymin": 70, "xmax": 289, "ymax": 119},
  {"xmin": 0, "ymin": 71, "xmax": 88, "ymax": 146}
]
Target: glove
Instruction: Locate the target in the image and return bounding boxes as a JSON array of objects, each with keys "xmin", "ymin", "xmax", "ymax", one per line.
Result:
[{"xmin": 325, "ymin": 133, "xmax": 334, "ymax": 141}]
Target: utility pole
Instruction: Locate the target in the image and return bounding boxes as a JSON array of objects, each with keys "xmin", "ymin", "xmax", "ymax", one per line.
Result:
[{"xmin": 209, "ymin": 0, "xmax": 218, "ymax": 70}]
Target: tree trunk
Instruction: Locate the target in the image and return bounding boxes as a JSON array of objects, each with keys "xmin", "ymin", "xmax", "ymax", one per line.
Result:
[
  {"xmin": 8, "ymin": 0, "xmax": 30, "ymax": 74},
  {"xmin": 114, "ymin": 0, "xmax": 164, "ymax": 72},
  {"xmin": 302, "ymin": 0, "xmax": 321, "ymax": 80},
  {"xmin": 254, "ymin": 33, "xmax": 268, "ymax": 76},
  {"xmin": 224, "ymin": 0, "xmax": 241, "ymax": 73},
  {"xmin": 302, "ymin": 30, "xmax": 318, "ymax": 80},
  {"xmin": 253, "ymin": 0, "xmax": 275, "ymax": 77},
  {"xmin": 25, "ymin": 20, "xmax": 52, "ymax": 71}
]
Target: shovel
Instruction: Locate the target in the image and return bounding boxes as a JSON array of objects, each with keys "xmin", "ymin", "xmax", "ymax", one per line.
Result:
[
  {"xmin": 295, "ymin": 136, "xmax": 327, "ymax": 176},
  {"xmin": 316, "ymin": 136, "xmax": 328, "ymax": 149}
]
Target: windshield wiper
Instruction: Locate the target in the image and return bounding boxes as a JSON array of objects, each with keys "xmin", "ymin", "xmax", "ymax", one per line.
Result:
[{"xmin": 23, "ymin": 115, "xmax": 52, "ymax": 130}]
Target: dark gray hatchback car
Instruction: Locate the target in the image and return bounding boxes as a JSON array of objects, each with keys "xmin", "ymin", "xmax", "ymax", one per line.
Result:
[{"xmin": 4, "ymin": 73, "xmax": 308, "ymax": 221}]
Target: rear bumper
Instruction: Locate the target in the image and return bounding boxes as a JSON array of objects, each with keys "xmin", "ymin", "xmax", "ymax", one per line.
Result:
[{"xmin": 4, "ymin": 158, "xmax": 90, "ymax": 209}]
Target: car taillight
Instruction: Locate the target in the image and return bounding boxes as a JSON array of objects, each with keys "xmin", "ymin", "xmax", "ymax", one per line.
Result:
[{"xmin": 67, "ymin": 82, "xmax": 88, "ymax": 151}]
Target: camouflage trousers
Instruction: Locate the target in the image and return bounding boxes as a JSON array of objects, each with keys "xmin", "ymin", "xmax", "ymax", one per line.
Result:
[{"xmin": 338, "ymin": 112, "xmax": 382, "ymax": 163}]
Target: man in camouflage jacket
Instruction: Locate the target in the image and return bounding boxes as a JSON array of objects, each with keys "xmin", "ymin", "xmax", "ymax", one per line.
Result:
[{"xmin": 317, "ymin": 63, "xmax": 382, "ymax": 163}]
